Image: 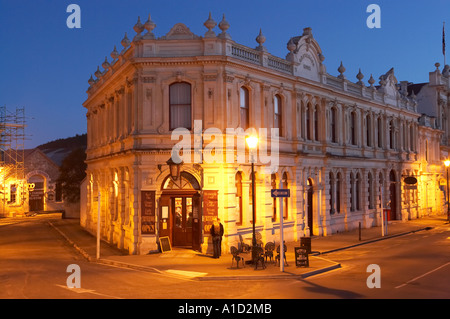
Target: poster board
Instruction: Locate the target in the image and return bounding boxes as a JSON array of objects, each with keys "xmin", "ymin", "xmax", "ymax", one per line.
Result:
[
  {"xmin": 203, "ymin": 190, "xmax": 218, "ymax": 234},
  {"xmin": 159, "ymin": 236, "xmax": 172, "ymax": 253},
  {"xmin": 141, "ymin": 191, "xmax": 156, "ymax": 235},
  {"xmin": 295, "ymin": 246, "xmax": 309, "ymax": 267}
]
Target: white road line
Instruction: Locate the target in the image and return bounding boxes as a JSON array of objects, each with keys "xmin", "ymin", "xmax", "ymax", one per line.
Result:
[
  {"xmin": 55, "ymin": 284, "xmax": 123, "ymax": 299},
  {"xmin": 395, "ymin": 262, "xmax": 450, "ymax": 289}
]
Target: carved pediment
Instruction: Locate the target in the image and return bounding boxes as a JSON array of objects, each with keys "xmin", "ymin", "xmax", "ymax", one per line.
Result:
[
  {"xmin": 378, "ymin": 67, "xmax": 399, "ymax": 101},
  {"xmin": 288, "ymin": 28, "xmax": 323, "ymax": 82},
  {"xmin": 162, "ymin": 23, "xmax": 200, "ymax": 40}
]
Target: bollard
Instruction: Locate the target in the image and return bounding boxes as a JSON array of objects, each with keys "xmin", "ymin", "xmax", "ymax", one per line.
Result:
[{"xmin": 359, "ymin": 222, "xmax": 362, "ymax": 241}]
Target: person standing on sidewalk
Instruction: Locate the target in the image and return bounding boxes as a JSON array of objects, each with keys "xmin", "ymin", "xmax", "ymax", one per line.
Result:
[{"xmin": 210, "ymin": 218, "xmax": 224, "ymax": 258}]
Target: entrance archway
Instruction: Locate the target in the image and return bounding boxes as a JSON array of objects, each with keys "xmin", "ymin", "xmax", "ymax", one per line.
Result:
[
  {"xmin": 159, "ymin": 171, "xmax": 202, "ymax": 250},
  {"xmin": 389, "ymin": 170, "xmax": 397, "ymax": 220},
  {"xmin": 307, "ymin": 178, "xmax": 314, "ymax": 235},
  {"xmin": 28, "ymin": 175, "xmax": 45, "ymax": 212}
]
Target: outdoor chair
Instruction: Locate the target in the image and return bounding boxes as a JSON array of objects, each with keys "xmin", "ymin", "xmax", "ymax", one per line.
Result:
[
  {"xmin": 230, "ymin": 246, "xmax": 244, "ymax": 268},
  {"xmin": 253, "ymin": 246, "xmax": 266, "ymax": 270},
  {"xmin": 255, "ymin": 231, "xmax": 263, "ymax": 247},
  {"xmin": 275, "ymin": 243, "xmax": 289, "ymax": 267},
  {"xmin": 264, "ymin": 241, "xmax": 275, "ymax": 263},
  {"xmin": 238, "ymin": 234, "xmax": 250, "ymax": 253}
]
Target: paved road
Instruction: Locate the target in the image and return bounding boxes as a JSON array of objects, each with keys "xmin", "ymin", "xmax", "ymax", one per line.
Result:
[{"xmin": 1, "ymin": 215, "xmax": 449, "ymax": 301}]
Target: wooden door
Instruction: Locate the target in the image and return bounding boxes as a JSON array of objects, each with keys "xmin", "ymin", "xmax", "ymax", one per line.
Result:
[{"xmin": 172, "ymin": 197, "xmax": 193, "ymax": 247}]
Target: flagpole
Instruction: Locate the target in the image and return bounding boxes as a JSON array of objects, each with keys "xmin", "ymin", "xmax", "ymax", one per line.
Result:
[{"xmin": 444, "ymin": 21, "xmax": 446, "ymax": 66}]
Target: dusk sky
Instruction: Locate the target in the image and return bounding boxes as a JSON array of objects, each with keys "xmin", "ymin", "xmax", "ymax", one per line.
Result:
[{"xmin": 1, "ymin": 0, "xmax": 449, "ymax": 149}]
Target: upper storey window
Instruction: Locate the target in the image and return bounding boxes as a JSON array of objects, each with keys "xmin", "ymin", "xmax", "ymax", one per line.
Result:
[
  {"xmin": 240, "ymin": 87, "xmax": 249, "ymax": 130},
  {"xmin": 274, "ymin": 95, "xmax": 282, "ymax": 136},
  {"xmin": 170, "ymin": 82, "xmax": 192, "ymax": 130}
]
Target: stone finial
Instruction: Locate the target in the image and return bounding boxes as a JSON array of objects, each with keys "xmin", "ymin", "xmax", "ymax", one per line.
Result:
[
  {"xmin": 218, "ymin": 14, "xmax": 231, "ymax": 39},
  {"xmin": 102, "ymin": 57, "xmax": 110, "ymax": 71},
  {"xmin": 255, "ymin": 28, "xmax": 267, "ymax": 51},
  {"xmin": 94, "ymin": 66, "xmax": 102, "ymax": 79},
  {"xmin": 287, "ymin": 39, "xmax": 296, "ymax": 53},
  {"xmin": 337, "ymin": 61, "xmax": 346, "ymax": 79},
  {"xmin": 88, "ymin": 75, "xmax": 95, "ymax": 85},
  {"xmin": 143, "ymin": 14, "xmax": 156, "ymax": 39},
  {"xmin": 303, "ymin": 27, "xmax": 312, "ymax": 36},
  {"xmin": 121, "ymin": 32, "xmax": 131, "ymax": 48},
  {"xmin": 133, "ymin": 16, "xmax": 144, "ymax": 36},
  {"xmin": 204, "ymin": 12, "xmax": 217, "ymax": 38},
  {"xmin": 356, "ymin": 69, "xmax": 364, "ymax": 85},
  {"xmin": 368, "ymin": 74, "xmax": 375, "ymax": 87},
  {"xmin": 111, "ymin": 45, "xmax": 119, "ymax": 60}
]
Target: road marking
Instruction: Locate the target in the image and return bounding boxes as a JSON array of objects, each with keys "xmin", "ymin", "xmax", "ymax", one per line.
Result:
[
  {"xmin": 55, "ymin": 284, "xmax": 123, "ymax": 299},
  {"xmin": 164, "ymin": 269, "xmax": 208, "ymax": 278},
  {"xmin": 395, "ymin": 262, "xmax": 450, "ymax": 289}
]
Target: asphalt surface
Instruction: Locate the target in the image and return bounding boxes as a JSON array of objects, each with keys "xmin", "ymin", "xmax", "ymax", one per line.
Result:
[{"xmin": 44, "ymin": 214, "xmax": 448, "ymax": 281}]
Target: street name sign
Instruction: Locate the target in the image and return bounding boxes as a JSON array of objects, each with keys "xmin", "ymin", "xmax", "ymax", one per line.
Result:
[{"xmin": 271, "ymin": 189, "xmax": 290, "ymax": 198}]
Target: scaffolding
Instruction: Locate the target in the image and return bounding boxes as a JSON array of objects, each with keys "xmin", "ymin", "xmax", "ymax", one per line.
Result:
[{"xmin": 0, "ymin": 106, "xmax": 26, "ymax": 209}]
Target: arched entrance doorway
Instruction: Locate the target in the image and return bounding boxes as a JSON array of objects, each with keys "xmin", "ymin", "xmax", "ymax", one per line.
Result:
[
  {"xmin": 159, "ymin": 172, "xmax": 202, "ymax": 250},
  {"xmin": 307, "ymin": 178, "xmax": 314, "ymax": 235},
  {"xmin": 389, "ymin": 170, "xmax": 397, "ymax": 220},
  {"xmin": 28, "ymin": 175, "xmax": 45, "ymax": 212}
]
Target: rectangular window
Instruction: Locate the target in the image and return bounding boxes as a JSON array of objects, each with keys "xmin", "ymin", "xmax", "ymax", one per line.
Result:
[{"xmin": 170, "ymin": 82, "xmax": 191, "ymax": 130}]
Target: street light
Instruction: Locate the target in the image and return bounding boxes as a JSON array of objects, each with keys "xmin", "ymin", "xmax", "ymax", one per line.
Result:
[
  {"xmin": 246, "ymin": 135, "xmax": 258, "ymax": 264},
  {"xmin": 444, "ymin": 159, "xmax": 450, "ymax": 222}
]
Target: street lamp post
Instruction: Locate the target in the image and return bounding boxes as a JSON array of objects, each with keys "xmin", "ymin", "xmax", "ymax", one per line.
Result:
[
  {"xmin": 445, "ymin": 160, "xmax": 450, "ymax": 222},
  {"xmin": 246, "ymin": 135, "xmax": 258, "ymax": 264}
]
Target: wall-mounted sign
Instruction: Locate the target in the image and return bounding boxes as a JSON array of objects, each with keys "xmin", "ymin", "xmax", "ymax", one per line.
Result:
[
  {"xmin": 141, "ymin": 191, "xmax": 156, "ymax": 235},
  {"xmin": 203, "ymin": 190, "xmax": 218, "ymax": 233},
  {"xmin": 404, "ymin": 176, "xmax": 417, "ymax": 185}
]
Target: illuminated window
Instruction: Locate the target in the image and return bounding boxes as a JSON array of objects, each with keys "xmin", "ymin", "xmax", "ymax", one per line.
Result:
[
  {"xmin": 169, "ymin": 82, "xmax": 191, "ymax": 130},
  {"xmin": 235, "ymin": 172, "xmax": 243, "ymax": 226},
  {"xmin": 274, "ymin": 95, "xmax": 282, "ymax": 136},
  {"xmin": 240, "ymin": 87, "xmax": 249, "ymax": 130}
]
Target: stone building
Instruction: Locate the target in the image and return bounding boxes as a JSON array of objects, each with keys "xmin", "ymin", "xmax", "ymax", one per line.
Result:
[
  {"xmin": 81, "ymin": 14, "xmax": 445, "ymax": 255},
  {"xmin": 1, "ymin": 148, "xmax": 63, "ymax": 216}
]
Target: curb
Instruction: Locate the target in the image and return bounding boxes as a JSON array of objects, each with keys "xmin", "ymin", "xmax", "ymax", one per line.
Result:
[
  {"xmin": 48, "ymin": 220, "xmax": 433, "ymax": 282},
  {"xmin": 315, "ymin": 226, "xmax": 432, "ymax": 256}
]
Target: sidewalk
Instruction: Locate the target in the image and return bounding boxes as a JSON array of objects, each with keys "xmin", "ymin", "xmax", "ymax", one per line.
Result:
[{"xmin": 47, "ymin": 215, "xmax": 448, "ymax": 281}]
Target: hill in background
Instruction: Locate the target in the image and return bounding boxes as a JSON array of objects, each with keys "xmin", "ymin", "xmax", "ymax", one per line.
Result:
[{"xmin": 37, "ymin": 134, "xmax": 87, "ymax": 166}]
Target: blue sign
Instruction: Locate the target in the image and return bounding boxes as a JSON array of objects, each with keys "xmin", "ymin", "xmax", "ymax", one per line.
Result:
[{"xmin": 271, "ymin": 189, "xmax": 290, "ymax": 198}]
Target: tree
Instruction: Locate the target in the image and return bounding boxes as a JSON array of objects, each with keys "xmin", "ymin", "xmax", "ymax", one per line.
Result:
[{"xmin": 57, "ymin": 148, "xmax": 87, "ymax": 203}]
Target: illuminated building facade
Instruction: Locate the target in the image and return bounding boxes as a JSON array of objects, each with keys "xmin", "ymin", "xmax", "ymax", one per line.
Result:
[
  {"xmin": 1, "ymin": 148, "xmax": 64, "ymax": 217},
  {"xmin": 81, "ymin": 14, "xmax": 446, "ymax": 255}
]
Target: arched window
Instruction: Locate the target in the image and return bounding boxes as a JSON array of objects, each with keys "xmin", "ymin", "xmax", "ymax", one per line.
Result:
[
  {"xmin": 336, "ymin": 172, "xmax": 342, "ymax": 214},
  {"xmin": 271, "ymin": 174, "xmax": 277, "ymax": 222},
  {"xmin": 368, "ymin": 172, "xmax": 374, "ymax": 209},
  {"xmin": 389, "ymin": 120, "xmax": 394, "ymax": 149},
  {"xmin": 235, "ymin": 172, "xmax": 243, "ymax": 226},
  {"xmin": 410, "ymin": 124, "xmax": 414, "ymax": 151},
  {"xmin": 379, "ymin": 172, "xmax": 384, "ymax": 209},
  {"xmin": 169, "ymin": 82, "xmax": 191, "ymax": 130},
  {"xmin": 306, "ymin": 103, "xmax": 311, "ymax": 140},
  {"xmin": 283, "ymin": 172, "xmax": 288, "ymax": 220},
  {"xmin": 350, "ymin": 111, "xmax": 357, "ymax": 145},
  {"xmin": 350, "ymin": 172, "xmax": 355, "ymax": 212},
  {"xmin": 240, "ymin": 87, "xmax": 249, "ymax": 130},
  {"xmin": 314, "ymin": 106, "xmax": 319, "ymax": 141},
  {"xmin": 274, "ymin": 95, "xmax": 282, "ymax": 136},
  {"xmin": 366, "ymin": 115, "xmax": 372, "ymax": 147},
  {"xmin": 329, "ymin": 172, "xmax": 335, "ymax": 215},
  {"xmin": 356, "ymin": 172, "xmax": 361, "ymax": 211},
  {"xmin": 330, "ymin": 107, "xmax": 337, "ymax": 143},
  {"xmin": 377, "ymin": 117, "xmax": 383, "ymax": 148}
]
